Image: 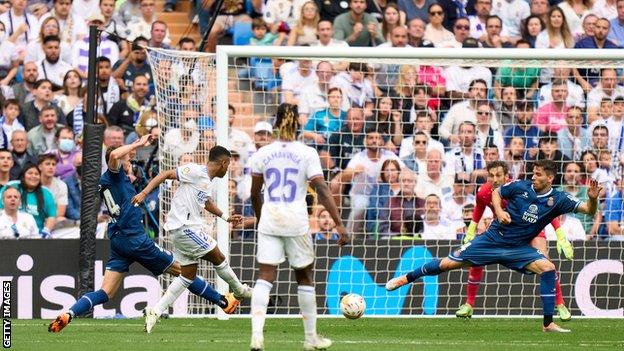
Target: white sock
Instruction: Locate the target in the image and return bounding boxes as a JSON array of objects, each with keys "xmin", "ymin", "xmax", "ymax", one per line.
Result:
[
  {"xmin": 154, "ymin": 276, "xmax": 192, "ymax": 315},
  {"xmin": 215, "ymin": 260, "xmax": 244, "ymax": 293},
  {"xmin": 251, "ymin": 279, "xmax": 272, "ymax": 338},
  {"xmin": 298, "ymin": 285, "xmax": 317, "ymax": 341}
]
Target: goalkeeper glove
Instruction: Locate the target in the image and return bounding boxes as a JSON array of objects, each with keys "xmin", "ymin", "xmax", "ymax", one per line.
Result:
[
  {"xmin": 555, "ymin": 227, "xmax": 573, "ymax": 260},
  {"xmin": 463, "ymin": 221, "xmax": 478, "ymax": 244}
]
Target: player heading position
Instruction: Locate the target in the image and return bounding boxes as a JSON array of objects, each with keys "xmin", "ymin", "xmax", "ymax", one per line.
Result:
[
  {"xmin": 132, "ymin": 145, "xmax": 252, "ymax": 333},
  {"xmin": 456, "ymin": 161, "xmax": 571, "ymax": 321},
  {"xmin": 249, "ymin": 103, "xmax": 348, "ymax": 351},
  {"xmin": 387, "ymin": 159, "xmax": 600, "ymax": 332},
  {"xmin": 48, "ymin": 135, "xmax": 238, "ymax": 333}
]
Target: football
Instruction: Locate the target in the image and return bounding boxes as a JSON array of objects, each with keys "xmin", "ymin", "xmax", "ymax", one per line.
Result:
[{"xmin": 340, "ymin": 293, "xmax": 366, "ymax": 319}]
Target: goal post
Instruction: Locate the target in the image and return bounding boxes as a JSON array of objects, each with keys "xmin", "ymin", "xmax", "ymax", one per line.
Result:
[{"xmin": 149, "ymin": 45, "xmax": 624, "ymax": 318}]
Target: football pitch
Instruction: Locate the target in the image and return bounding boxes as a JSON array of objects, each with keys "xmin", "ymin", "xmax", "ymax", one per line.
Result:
[{"xmin": 12, "ymin": 317, "xmax": 624, "ymax": 351}]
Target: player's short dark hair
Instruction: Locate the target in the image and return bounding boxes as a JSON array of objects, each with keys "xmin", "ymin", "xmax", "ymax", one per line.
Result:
[
  {"xmin": 533, "ymin": 159, "xmax": 558, "ymax": 177},
  {"xmin": 486, "ymin": 160, "xmax": 508, "ymax": 174},
  {"xmin": 208, "ymin": 145, "xmax": 231, "ymax": 162}
]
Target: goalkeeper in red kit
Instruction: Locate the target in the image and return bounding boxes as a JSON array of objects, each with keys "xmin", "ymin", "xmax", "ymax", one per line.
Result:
[{"xmin": 455, "ymin": 160, "xmax": 571, "ymax": 321}]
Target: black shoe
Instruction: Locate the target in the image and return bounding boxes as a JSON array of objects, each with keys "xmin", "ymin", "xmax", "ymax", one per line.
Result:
[{"xmin": 163, "ymin": 4, "xmax": 174, "ymax": 12}]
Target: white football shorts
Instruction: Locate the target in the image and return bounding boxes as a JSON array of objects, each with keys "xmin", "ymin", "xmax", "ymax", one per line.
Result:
[
  {"xmin": 170, "ymin": 226, "xmax": 217, "ymax": 266},
  {"xmin": 256, "ymin": 232, "xmax": 315, "ymax": 269}
]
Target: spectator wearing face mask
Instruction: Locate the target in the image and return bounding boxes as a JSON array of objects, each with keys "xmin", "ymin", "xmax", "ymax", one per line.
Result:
[{"xmin": 50, "ymin": 126, "xmax": 79, "ymax": 180}]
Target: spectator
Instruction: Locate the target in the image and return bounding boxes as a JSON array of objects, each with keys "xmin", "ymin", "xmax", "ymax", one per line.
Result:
[
  {"xmin": 535, "ymin": 79, "xmax": 570, "ymax": 133},
  {"xmin": 333, "ymin": 0, "xmax": 385, "ymax": 47},
  {"xmin": 163, "ymin": 109, "xmax": 200, "ymax": 162},
  {"xmin": 401, "ymin": 131, "xmax": 429, "ymax": 174},
  {"xmin": 606, "ymin": 96, "xmax": 624, "ymax": 153},
  {"xmin": 36, "ymin": 35, "xmax": 73, "ymax": 90},
  {"xmin": 366, "ymin": 159, "xmax": 401, "ymax": 235},
  {"xmin": 37, "ymin": 153, "xmax": 68, "ymax": 221},
  {"xmin": 493, "ymin": 41, "xmax": 540, "ymax": 99},
  {"xmin": 444, "ymin": 54, "xmax": 492, "ymax": 103},
  {"xmin": 41, "ymin": 0, "xmax": 88, "ymax": 46},
  {"xmin": 0, "ymin": 99, "xmax": 25, "ymax": 147},
  {"xmin": 299, "ymin": 62, "xmax": 347, "ymax": 124},
  {"xmin": 526, "ymin": 132, "xmax": 571, "ymax": 185},
  {"xmin": 440, "ymin": 79, "xmax": 495, "ymax": 144},
  {"xmin": 468, "ymin": 0, "xmax": 491, "ymax": 40},
  {"xmin": 423, "ymin": 3, "xmax": 454, "ymax": 45},
  {"xmin": 574, "ymin": 18, "xmax": 619, "ymax": 92},
  {"xmin": 63, "ymin": 139, "xmax": 81, "ymax": 221},
  {"xmin": 249, "ymin": 18, "xmax": 280, "ymax": 46},
  {"xmin": 71, "ymin": 0, "xmax": 100, "ymax": 19},
  {"xmin": 399, "ymin": 111, "xmax": 445, "ymax": 158},
  {"xmin": 0, "ymin": 164, "xmax": 57, "ymax": 234},
  {"xmin": 127, "ymin": 0, "xmax": 158, "ymax": 41},
  {"xmin": 112, "ymin": 36, "xmax": 151, "ymax": 93},
  {"xmin": 227, "ymin": 105, "xmax": 252, "ymax": 166},
  {"xmin": 366, "ymin": 96, "xmax": 403, "ymax": 150},
  {"xmin": 0, "ymin": 186, "xmax": 39, "ymax": 239},
  {"xmin": 522, "ymin": 15, "xmax": 545, "ymax": 47},
  {"xmin": 579, "ymin": 13, "xmax": 598, "ymax": 40},
  {"xmin": 380, "ymin": 3, "xmax": 405, "ymax": 42},
  {"xmin": 115, "ymin": 0, "xmax": 141, "ymax": 26},
  {"xmin": 593, "ymin": 0, "xmax": 616, "ymax": 21},
  {"xmin": 10, "ymin": 61, "xmax": 38, "ymax": 107},
  {"xmin": 480, "ymin": 15, "xmax": 512, "ymax": 47},
  {"xmin": 387, "ymin": 169, "xmax": 424, "ymax": 236},
  {"xmin": 302, "ymin": 87, "xmax": 346, "ymax": 149},
  {"xmin": 95, "ymin": 56, "xmax": 120, "ymax": 117},
  {"xmin": 399, "ymin": 0, "xmax": 436, "ymax": 23},
  {"xmin": 407, "ymin": 17, "xmax": 426, "ymax": 47},
  {"xmin": 416, "ymin": 148, "xmax": 453, "ymax": 198},
  {"xmin": 71, "ymin": 14, "xmax": 120, "ymax": 76},
  {"xmin": 474, "ymin": 102, "xmax": 505, "ymax": 158},
  {"xmin": 0, "ymin": 21, "xmax": 20, "ymax": 86},
  {"xmin": 421, "ymin": 193, "xmax": 455, "ymax": 239},
  {"xmin": 310, "ymin": 21, "xmax": 349, "ymax": 72},
  {"xmin": 9, "ymin": 130, "xmax": 36, "ymax": 179},
  {"xmin": 311, "ymin": 207, "xmax": 339, "ymax": 240},
  {"xmin": 51, "ymin": 126, "xmax": 79, "ymax": 179},
  {"xmin": 557, "ymin": 106, "xmax": 591, "ymax": 160},
  {"xmin": 503, "ymin": 101, "xmax": 540, "ymax": 152},
  {"xmin": 604, "ymin": 177, "xmax": 624, "ymax": 240},
  {"xmin": 588, "ymin": 123, "xmax": 610, "ymax": 154},
  {"xmin": 287, "ymin": 1, "xmax": 320, "ymax": 46},
  {"xmin": 491, "ymin": 0, "xmax": 530, "ymax": 41},
  {"xmin": 332, "ymin": 62, "xmax": 375, "ymax": 111},
  {"xmin": 203, "ymin": 0, "xmax": 251, "ymax": 53},
  {"xmin": 557, "ymin": 0, "xmax": 594, "ymax": 38},
  {"xmin": 441, "ymin": 173, "xmax": 476, "ymax": 232},
  {"xmin": 248, "ymin": 121, "xmax": 273, "ymax": 157},
  {"xmin": 493, "ymin": 86, "xmax": 517, "ymax": 126},
  {"xmin": 530, "ymin": 0, "xmax": 550, "ymax": 24},
  {"xmin": 21, "ymin": 79, "xmax": 64, "ymax": 131},
  {"xmin": 328, "ymin": 107, "xmax": 366, "ymax": 171},
  {"xmin": 444, "ymin": 121, "xmax": 487, "ymax": 180},
  {"xmin": 558, "ymin": 161, "xmax": 600, "ymax": 237},
  {"xmin": 0, "ymin": 149, "xmax": 12, "ymax": 186},
  {"xmin": 27, "ymin": 106, "xmax": 63, "ymax": 155},
  {"xmin": 332, "ymin": 130, "xmax": 402, "ymax": 234},
  {"xmin": 148, "ymin": 21, "xmax": 171, "ymax": 49},
  {"xmin": 535, "ymin": 7, "xmax": 575, "ymax": 48},
  {"xmin": 100, "ymin": 0, "xmax": 130, "ymax": 58},
  {"xmin": 582, "ymin": 149, "xmax": 615, "ymax": 190},
  {"xmin": 0, "ymin": 0, "xmax": 40, "ymax": 50},
  {"xmin": 538, "ymin": 67, "xmax": 585, "ymax": 108},
  {"xmin": 281, "ymin": 59, "xmax": 317, "ymax": 105},
  {"xmin": 436, "ymin": 0, "xmax": 468, "ymax": 32},
  {"xmin": 53, "ymin": 70, "xmax": 83, "ymax": 116},
  {"xmin": 505, "ymin": 136, "xmax": 527, "ymax": 179},
  {"xmin": 373, "ymin": 26, "xmax": 410, "ymax": 93},
  {"xmin": 544, "ymin": 213, "xmax": 587, "ymax": 241},
  {"xmin": 107, "ymin": 74, "xmax": 151, "ymax": 136},
  {"xmin": 437, "ymin": 17, "xmax": 471, "ymax": 48},
  {"xmin": 586, "ymin": 69, "xmax": 624, "ymax": 121}
]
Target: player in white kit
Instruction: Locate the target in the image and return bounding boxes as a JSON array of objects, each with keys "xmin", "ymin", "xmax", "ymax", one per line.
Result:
[
  {"xmin": 131, "ymin": 146, "xmax": 252, "ymax": 332},
  {"xmin": 248, "ymin": 103, "xmax": 348, "ymax": 351}
]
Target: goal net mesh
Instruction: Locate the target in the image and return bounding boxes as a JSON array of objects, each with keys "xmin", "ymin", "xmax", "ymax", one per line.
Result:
[{"xmin": 147, "ymin": 47, "xmax": 623, "ymax": 317}]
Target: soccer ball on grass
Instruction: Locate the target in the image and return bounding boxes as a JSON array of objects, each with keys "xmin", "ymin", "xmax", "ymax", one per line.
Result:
[{"xmin": 340, "ymin": 293, "xmax": 365, "ymax": 319}]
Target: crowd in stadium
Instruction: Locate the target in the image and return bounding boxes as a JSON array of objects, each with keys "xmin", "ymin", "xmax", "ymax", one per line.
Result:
[{"xmin": 0, "ymin": 0, "xmax": 622, "ymax": 242}]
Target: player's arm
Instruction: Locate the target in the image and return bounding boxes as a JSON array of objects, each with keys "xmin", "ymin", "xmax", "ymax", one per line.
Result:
[
  {"xmin": 108, "ymin": 134, "xmax": 154, "ymax": 171},
  {"xmin": 203, "ymin": 198, "xmax": 242, "ymax": 225},
  {"xmin": 491, "ymin": 188, "xmax": 511, "ymax": 224},
  {"xmin": 130, "ymin": 169, "xmax": 177, "ymax": 205},
  {"xmin": 250, "ymin": 173, "xmax": 264, "ymax": 224},
  {"xmin": 310, "ymin": 176, "xmax": 349, "ymax": 246},
  {"xmin": 576, "ymin": 179, "xmax": 601, "ymax": 215}
]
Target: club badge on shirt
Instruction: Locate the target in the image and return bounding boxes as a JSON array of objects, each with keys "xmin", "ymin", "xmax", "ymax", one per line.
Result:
[{"xmin": 547, "ymin": 197, "xmax": 554, "ymax": 207}]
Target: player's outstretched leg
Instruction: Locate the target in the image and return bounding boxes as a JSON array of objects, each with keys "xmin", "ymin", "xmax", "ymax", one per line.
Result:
[
  {"xmin": 205, "ymin": 248, "xmax": 253, "ymax": 301},
  {"xmin": 554, "ymin": 271, "xmax": 571, "ymax": 321},
  {"xmin": 540, "ymin": 270, "xmax": 570, "ymax": 333},
  {"xmin": 456, "ymin": 266, "xmax": 484, "ymax": 318},
  {"xmin": 48, "ymin": 289, "xmax": 109, "ymax": 332},
  {"xmin": 386, "ymin": 259, "xmax": 444, "ymax": 291}
]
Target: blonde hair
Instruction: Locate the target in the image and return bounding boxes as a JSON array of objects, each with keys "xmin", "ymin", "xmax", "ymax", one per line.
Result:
[
  {"xmin": 546, "ymin": 7, "xmax": 574, "ymax": 48},
  {"xmin": 395, "ymin": 65, "xmax": 418, "ymax": 97},
  {"xmin": 294, "ymin": 1, "xmax": 319, "ymax": 36},
  {"xmin": 274, "ymin": 103, "xmax": 300, "ymax": 141}
]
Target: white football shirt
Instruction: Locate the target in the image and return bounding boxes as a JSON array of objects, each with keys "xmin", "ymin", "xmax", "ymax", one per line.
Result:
[
  {"xmin": 249, "ymin": 141, "xmax": 323, "ymax": 236},
  {"xmin": 164, "ymin": 163, "xmax": 213, "ymax": 231}
]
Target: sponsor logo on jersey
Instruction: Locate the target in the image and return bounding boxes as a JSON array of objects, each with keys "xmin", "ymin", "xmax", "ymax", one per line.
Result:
[{"xmin": 522, "ymin": 204, "xmax": 539, "ymax": 223}]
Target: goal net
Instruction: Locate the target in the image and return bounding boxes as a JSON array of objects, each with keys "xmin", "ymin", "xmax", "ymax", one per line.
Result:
[{"xmin": 148, "ymin": 46, "xmax": 624, "ymax": 318}]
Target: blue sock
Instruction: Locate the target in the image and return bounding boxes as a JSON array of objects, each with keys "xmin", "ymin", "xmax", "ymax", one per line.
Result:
[
  {"xmin": 188, "ymin": 276, "xmax": 224, "ymax": 307},
  {"xmin": 69, "ymin": 289, "xmax": 109, "ymax": 317},
  {"xmin": 406, "ymin": 259, "xmax": 443, "ymax": 283},
  {"xmin": 541, "ymin": 270, "xmax": 556, "ymax": 326}
]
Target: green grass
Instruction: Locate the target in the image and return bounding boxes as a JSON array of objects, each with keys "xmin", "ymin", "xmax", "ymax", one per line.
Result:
[{"xmin": 12, "ymin": 318, "xmax": 624, "ymax": 351}]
